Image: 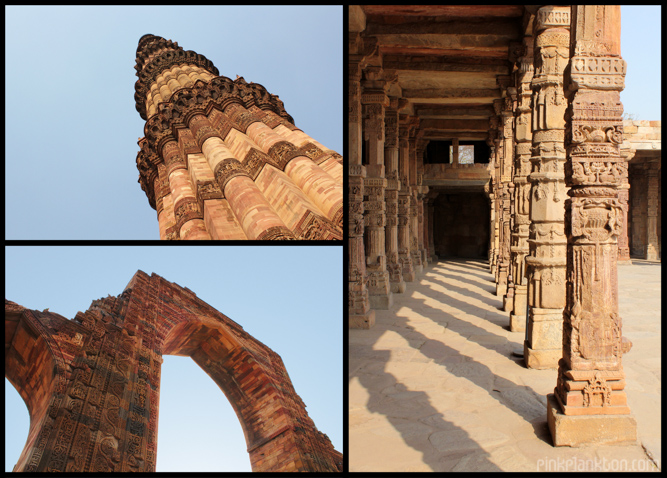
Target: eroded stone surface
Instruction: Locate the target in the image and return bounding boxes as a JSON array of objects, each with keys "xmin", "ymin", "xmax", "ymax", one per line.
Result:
[{"xmin": 6, "ymin": 271, "xmax": 341, "ymax": 472}]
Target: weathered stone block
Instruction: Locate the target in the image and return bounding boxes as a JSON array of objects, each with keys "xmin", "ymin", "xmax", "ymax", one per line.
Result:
[
  {"xmin": 524, "ymin": 343, "xmax": 561, "ymax": 370},
  {"xmin": 350, "ymin": 311, "xmax": 376, "ymax": 329},
  {"xmin": 546, "ymin": 394, "xmax": 637, "ymax": 446}
]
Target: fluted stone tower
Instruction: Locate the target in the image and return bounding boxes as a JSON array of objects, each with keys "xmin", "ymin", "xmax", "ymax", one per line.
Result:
[{"xmin": 134, "ymin": 34, "xmax": 343, "ymax": 240}]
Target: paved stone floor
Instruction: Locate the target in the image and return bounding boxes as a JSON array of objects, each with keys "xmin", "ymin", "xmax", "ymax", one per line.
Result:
[{"xmin": 349, "ymin": 258, "xmax": 661, "ymax": 472}]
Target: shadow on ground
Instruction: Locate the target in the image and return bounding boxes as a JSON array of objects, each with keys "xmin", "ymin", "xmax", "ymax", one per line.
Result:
[{"xmin": 349, "ymin": 259, "xmax": 552, "ymax": 472}]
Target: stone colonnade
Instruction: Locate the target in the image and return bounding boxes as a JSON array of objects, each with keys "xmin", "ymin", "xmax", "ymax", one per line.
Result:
[
  {"xmin": 349, "ymin": 34, "xmax": 429, "ymax": 327},
  {"xmin": 349, "ymin": 5, "xmax": 637, "ymax": 446}
]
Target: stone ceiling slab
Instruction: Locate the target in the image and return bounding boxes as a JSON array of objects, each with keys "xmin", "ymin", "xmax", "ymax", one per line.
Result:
[{"xmin": 396, "ymin": 70, "xmax": 500, "ymax": 90}]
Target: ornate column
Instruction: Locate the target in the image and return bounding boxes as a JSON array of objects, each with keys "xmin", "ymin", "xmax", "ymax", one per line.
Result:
[
  {"xmin": 487, "ymin": 147, "xmax": 497, "ymax": 273},
  {"xmin": 489, "ymin": 119, "xmax": 501, "ymax": 276},
  {"xmin": 494, "ymin": 95, "xmax": 513, "ymax": 298},
  {"xmin": 616, "ymin": 148, "xmax": 634, "ymax": 263},
  {"xmin": 509, "ymin": 37, "xmax": 534, "ymax": 331},
  {"xmin": 416, "ymin": 138, "xmax": 430, "ymax": 267},
  {"xmin": 408, "ymin": 119, "xmax": 423, "ymax": 275},
  {"xmin": 384, "ymin": 96, "xmax": 405, "ymax": 293},
  {"xmin": 548, "ymin": 5, "xmax": 637, "ymax": 446},
  {"xmin": 499, "ymin": 86, "xmax": 516, "ymax": 307},
  {"xmin": 398, "ymin": 117, "xmax": 416, "ymax": 282},
  {"xmin": 484, "ymin": 181, "xmax": 493, "ymax": 267},
  {"xmin": 427, "ymin": 196, "xmax": 438, "ymax": 263},
  {"xmin": 349, "ymin": 40, "xmax": 374, "ymax": 328},
  {"xmin": 524, "ymin": 6, "xmax": 570, "ymax": 369},
  {"xmin": 490, "ymin": 117, "xmax": 504, "ymax": 285},
  {"xmin": 629, "ymin": 164, "xmax": 647, "ymax": 257},
  {"xmin": 645, "ymin": 164, "xmax": 660, "ymax": 260},
  {"xmin": 362, "ymin": 66, "xmax": 392, "ymax": 309}
]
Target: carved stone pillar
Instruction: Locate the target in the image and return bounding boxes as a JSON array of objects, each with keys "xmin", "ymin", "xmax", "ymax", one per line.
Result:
[
  {"xmin": 491, "ymin": 111, "xmax": 507, "ymax": 293},
  {"xmin": 548, "ymin": 5, "xmax": 637, "ymax": 446},
  {"xmin": 629, "ymin": 165, "xmax": 647, "ymax": 257},
  {"xmin": 417, "ymin": 189, "xmax": 427, "ymax": 267},
  {"xmin": 524, "ymin": 6, "xmax": 570, "ymax": 369},
  {"xmin": 362, "ymin": 67, "xmax": 392, "ymax": 309},
  {"xmin": 617, "ymin": 148, "xmax": 634, "ymax": 263},
  {"xmin": 416, "ymin": 138, "xmax": 429, "ymax": 267},
  {"xmin": 488, "ymin": 172, "xmax": 497, "ymax": 273},
  {"xmin": 645, "ymin": 164, "xmax": 660, "ymax": 261},
  {"xmin": 509, "ymin": 37, "xmax": 534, "ymax": 331},
  {"xmin": 398, "ymin": 117, "xmax": 415, "ymax": 282},
  {"xmin": 384, "ymin": 97, "xmax": 405, "ymax": 293},
  {"xmin": 500, "ymin": 88, "xmax": 516, "ymax": 308},
  {"xmin": 427, "ymin": 196, "xmax": 438, "ymax": 263},
  {"xmin": 408, "ymin": 118, "xmax": 423, "ymax": 276},
  {"xmin": 348, "ymin": 46, "xmax": 374, "ymax": 329}
]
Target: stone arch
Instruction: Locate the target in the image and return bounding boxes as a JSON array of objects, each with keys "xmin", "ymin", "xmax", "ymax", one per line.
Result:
[
  {"xmin": 4, "ymin": 272, "xmax": 342, "ymax": 472},
  {"xmin": 160, "ymin": 312, "xmax": 307, "ymax": 468},
  {"xmin": 5, "ymin": 300, "xmax": 69, "ymax": 472}
]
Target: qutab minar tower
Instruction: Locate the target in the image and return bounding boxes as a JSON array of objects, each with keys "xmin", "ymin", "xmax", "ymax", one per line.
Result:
[{"xmin": 134, "ymin": 34, "xmax": 343, "ymax": 240}]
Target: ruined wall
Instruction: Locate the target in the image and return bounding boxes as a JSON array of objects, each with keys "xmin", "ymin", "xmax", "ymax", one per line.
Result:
[{"xmin": 5, "ymin": 271, "xmax": 342, "ymax": 472}]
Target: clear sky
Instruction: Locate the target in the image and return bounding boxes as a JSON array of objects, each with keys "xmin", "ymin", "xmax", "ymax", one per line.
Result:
[
  {"xmin": 4, "ymin": 7, "xmax": 658, "ymax": 240},
  {"xmin": 5, "ymin": 246, "xmax": 342, "ymax": 472},
  {"xmin": 620, "ymin": 5, "xmax": 661, "ymax": 121},
  {"xmin": 5, "ymin": 6, "xmax": 342, "ymax": 240}
]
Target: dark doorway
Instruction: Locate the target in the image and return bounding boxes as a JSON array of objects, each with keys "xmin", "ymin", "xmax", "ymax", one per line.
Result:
[{"xmin": 433, "ymin": 191, "xmax": 490, "ymax": 258}]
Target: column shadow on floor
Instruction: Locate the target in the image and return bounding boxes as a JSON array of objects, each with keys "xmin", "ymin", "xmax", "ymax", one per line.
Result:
[
  {"xmin": 350, "ymin": 259, "xmax": 552, "ymax": 470},
  {"xmin": 350, "ymin": 342, "xmax": 503, "ymax": 471}
]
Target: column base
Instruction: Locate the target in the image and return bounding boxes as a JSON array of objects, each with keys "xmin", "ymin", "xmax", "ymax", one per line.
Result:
[
  {"xmin": 413, "ymin": 264, "xmax": 423, "ymax": 276},
  {"xmin": 547, "ymin": 394, "xmax": 637, "ymax": 447},
  {"xmin": 502, "ymin": 289, "xmax": 514, "ymax": 312},
  {"xmin": 525, "ymin": 307, "xmax": 562, "ymax": 368},
  {"xmin": 390, "ymin": 280, "xmax": 406, "ymax": 294},
  {"xmin": 369, "ymin": 292, "xmax": 392, "ymax": 310},
  {"xmin": 349, "ymin": 310, "xmax": 376, "ymax": 329},
  {"xmin": 509, "ymin": 312, "xmax": 525, "ymax": 332},
  {"xmin": 423, "ymin": 249, "xmax": 431, "ymax": 266},
  {"xmin": 524, "ymin": 342, "xmax": 560, "ymax": 369},
  {"xmin": 646, "ymin": 244, "xmax": 659, "ymax": 261},
  {"xmin": 509, "ymin": 285, "xmax": 527, "ymax": 332}
]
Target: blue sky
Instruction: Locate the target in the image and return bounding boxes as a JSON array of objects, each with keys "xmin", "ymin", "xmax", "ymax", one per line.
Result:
[
  {"xmin": 619, "ymin": 5, "xmax": 661, "ymax": 121},
  {"xmin": 5, "ymin": 246, "xmax": 342, "ymax": 472},
  {"xmin": 3, "ymin": 7, "xmax": 659, "ymax": 241},
  {"xmin": 5, "ymin": 6, "xmax": 342, "ymax": 240}
]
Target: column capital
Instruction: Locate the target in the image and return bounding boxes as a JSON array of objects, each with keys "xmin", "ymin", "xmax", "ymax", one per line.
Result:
[{"xmin": 534, "ymin": 5, "xmax": 571, "ymax": 32}]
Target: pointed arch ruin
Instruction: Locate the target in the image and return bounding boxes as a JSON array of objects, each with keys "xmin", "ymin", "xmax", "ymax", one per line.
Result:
[{"xmin": 5, "ymin": 270, "xmax": 342, "ymax": 472}]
